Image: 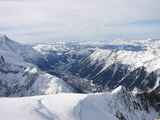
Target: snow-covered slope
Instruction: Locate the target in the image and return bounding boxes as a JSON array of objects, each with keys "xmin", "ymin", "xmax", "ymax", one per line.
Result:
[
  {"xmin": 0, "ymin": 35, "xmax": 74, "ymax": 96},
  {"xmin": 0, "ymin": 87, "xmax": 158, "ymax": 120}
]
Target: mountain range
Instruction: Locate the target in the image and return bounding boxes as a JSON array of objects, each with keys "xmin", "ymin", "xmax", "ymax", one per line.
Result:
[{"xmin": 0, "ymin": 34, "xmax": 159, "ymax": 120}]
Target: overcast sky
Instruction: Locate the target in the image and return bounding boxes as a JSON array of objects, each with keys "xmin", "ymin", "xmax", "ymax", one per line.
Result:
[{"xmin": 0, "ymin": 0, "xmax": 160, "ymax": 44}]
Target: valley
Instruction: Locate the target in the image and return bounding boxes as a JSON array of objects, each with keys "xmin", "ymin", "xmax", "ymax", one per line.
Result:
[{"xmin": 0, "ymin": 34, "xmax": 159, "ymax": 120}]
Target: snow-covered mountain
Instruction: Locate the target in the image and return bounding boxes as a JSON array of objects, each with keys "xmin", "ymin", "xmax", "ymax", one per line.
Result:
[
  {"xmin": 67, "ymin": 46, "xmax": 160, "ymax": 93},
  {"xmin": 32, "ymin": 38, "xmax": 160, "ymax": 94},
  {"xmin": 0, "ymin": 35, "xmax": 159, "ymax": 120},
  {"xmin": 0, "ymin": 35, "xmax": 74, "ymax": 96},
  {"xmin": 0, "ymin": 86, "xmax": 158, "ymax": 120},
  {"xmin": 0, "ymin": 34, "xmax": 44, "ymax": 63}
]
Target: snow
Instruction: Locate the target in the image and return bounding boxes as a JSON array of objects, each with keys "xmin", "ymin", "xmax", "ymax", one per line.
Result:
[
  {"xmin": 33, "ymin": 43, "xmax": 69, "ymax": 55},
  {"xmin": 0, "ymin": 92, "xmax": 157, "ymax": 120},
  {"xmin": 85, "ymin": 38, "xmax": 160, "ymax": 73},
  {"xmin": 0, "ymin": 94, "xmax": 86, "ymax": 120},
  {"xmin": 111, "ymin": 85, "xmax": 126, "ymax": 94},
  {"xmin": 28, "ymin": 72, "xmax": 74, "ymax": 95},
  {"xmin": 89, "ymin": 47, "xmax": 160, "ymax": 73},
  {"xmin": 0, "ymin": 35, "xmax": 74, "ymax": 96},
  {"xmin": 0, "ymin": 35, "xmax": 159, "ymax": 120}
]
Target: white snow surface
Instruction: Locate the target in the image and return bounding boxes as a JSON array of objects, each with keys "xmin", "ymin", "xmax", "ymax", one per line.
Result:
[{"xmin": 0, "ymin": 91, "xmax": 157, "ymax": 120}]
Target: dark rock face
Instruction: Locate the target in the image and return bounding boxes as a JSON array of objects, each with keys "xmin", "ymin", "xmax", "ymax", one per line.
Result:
[
  {"xmin": 0, "ymin": 56, "xmax": 5, "ymax": 65},
  {"xmin": 70, "ymin": 62, "xmax": 129, "ymax": 89},
  {"xmin": 136, "ymin": 91, "xmax": 160, "ymax": 112},
  {"xmin": 68, "ymin": 59, "xmax": 159, "ymax": 92}
]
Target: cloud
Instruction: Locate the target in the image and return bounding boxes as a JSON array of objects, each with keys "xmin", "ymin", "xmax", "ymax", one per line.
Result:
[{"xmin": 0, "ymin": 0, "xmax": 160, "ymax": 43}]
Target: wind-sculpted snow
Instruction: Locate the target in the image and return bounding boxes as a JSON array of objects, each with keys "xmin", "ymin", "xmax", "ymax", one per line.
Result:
[{"xmin": 0, "ymin": 88, "xmax": 158, "ymax": 120}]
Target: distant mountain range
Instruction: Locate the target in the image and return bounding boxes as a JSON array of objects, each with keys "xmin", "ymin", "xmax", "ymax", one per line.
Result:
[{"xmin": 0, "ymin": 34, "xmax": 159, "ymax": 120}]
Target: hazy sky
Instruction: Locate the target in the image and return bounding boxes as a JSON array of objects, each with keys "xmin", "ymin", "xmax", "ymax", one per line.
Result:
[{"xmin": 0, "ymin": 0, "xmax": 160, "ymax": 44}]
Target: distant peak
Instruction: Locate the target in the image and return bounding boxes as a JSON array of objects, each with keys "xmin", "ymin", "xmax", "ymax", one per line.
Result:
[
  {"xmin": 0, "ymin": 34, "xmax": 20, "ymax": 46},
  {"xmin": 0, "ymin": 34, "xmax": 10, "ymax": 43},
  {"xmin": 0, "ymin": 34, "xmax": 7, "ymax": 38}
]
